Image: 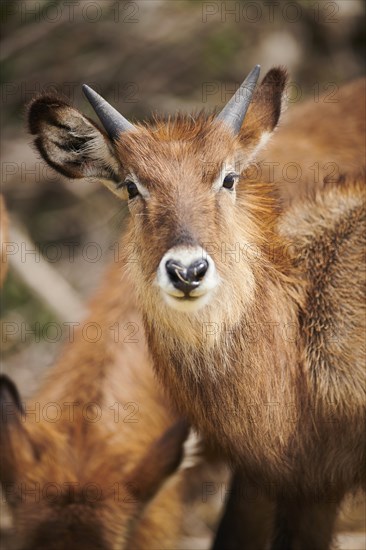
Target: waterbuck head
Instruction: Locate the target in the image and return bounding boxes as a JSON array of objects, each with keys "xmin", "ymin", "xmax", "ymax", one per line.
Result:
[
  {"xmin": 28, "ymin": 66, "xmax": 287, "ymax": 331},
  {"xmin": 0, "ymin": 375, "xmax": 190, "ymax": 549}
]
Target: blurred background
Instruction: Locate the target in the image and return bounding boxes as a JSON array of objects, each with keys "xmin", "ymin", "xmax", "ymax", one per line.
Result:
[{"xmin": 1, "ymin": 1, "xmax": 365, "ymax": 548}]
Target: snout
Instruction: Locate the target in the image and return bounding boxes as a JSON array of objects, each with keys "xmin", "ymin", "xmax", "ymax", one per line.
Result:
[
  {"xmin": 157, "ymin": 247, "xmax": 219, "ymax": 312},
  {"xmin": 165, "ymin": 258, "xmax": 209, "ymax": 296}
]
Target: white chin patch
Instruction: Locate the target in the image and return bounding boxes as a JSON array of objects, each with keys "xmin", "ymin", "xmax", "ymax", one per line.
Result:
[
  {"xmin": 156, "ymin": 246, "xmax": 219, "ymax": 313},
  {"xmin": 162, "ymin": 291, "xmax": 214, "ymax": 313}
]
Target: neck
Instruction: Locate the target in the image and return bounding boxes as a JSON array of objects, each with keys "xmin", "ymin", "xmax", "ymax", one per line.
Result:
[{"xmin": 142, "ymin": 260, "xmax": 303, "ymax": 472}]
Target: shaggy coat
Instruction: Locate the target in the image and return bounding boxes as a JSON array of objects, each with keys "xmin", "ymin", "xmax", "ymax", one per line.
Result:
[{"xmin": 263, "ymin": 77, "xmax": 366, "ymax": 203}]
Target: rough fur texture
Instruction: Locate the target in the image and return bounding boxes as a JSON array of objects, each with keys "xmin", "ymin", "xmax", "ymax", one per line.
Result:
[{"xmin": 262, "ymin": 77, "xmax": 366, "ymax": 203}]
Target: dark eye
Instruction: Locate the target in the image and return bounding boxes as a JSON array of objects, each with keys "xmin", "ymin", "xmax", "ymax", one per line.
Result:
[
  {"xmin": 126, "ymin": 180, "xmax": 140, "ymax": 199},
  {"xmin": 222, "ymin": 173, "xmax": 236, "ymax": 190}
]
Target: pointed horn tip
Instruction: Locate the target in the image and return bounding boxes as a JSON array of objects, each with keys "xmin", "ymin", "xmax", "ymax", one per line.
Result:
[
  {"xmin": 247, "ymin": 64, "xmax": 261, "ymax": 82},
  {"xmin": 81, "ymin": 83, "xmax": 136, "ymax": 137},
  {"xmin": 216, "ymin": 64, "xmax": 262, "ymax": 133},
  {"xmin": 82, "ymin": 84, "xmax": 101, "ymax": 101},
  {"xmin": 82, "ymin": 84, "xmax": 112, "ymax": 108}
]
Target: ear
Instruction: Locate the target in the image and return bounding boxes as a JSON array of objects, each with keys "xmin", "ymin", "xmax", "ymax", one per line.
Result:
[
  {"xmin": 239, "ymin": 67, "xmax": 288, "ymax": 161},
  {"xmin": 28, "ymin": 94, "xmax": 123, "ymax": 192},
  {"xmin": 0, "ymin": 375, "xmax": 34, "ymax": 489},
  {"xmin": 126, "ymin": 419, "xmax": 190, "ymax": 504}
]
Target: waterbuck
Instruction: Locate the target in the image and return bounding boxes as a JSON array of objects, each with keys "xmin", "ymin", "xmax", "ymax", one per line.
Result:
[{"xmin": 26, "ymin": 66, "xmax": 365, "ymax": 549}]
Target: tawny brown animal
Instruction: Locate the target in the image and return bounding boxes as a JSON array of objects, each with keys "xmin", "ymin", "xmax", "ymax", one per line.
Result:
[
  {"xmin": 26, "ymin": 67, "xmax": 366, "ymax": 549},
  {"xmin": 261, "ymin": 76, "xmax": 366, "ymax": 203},
  {"xmin": 0, "ymin": 260, "xmax": 195, "ymax": 550}
]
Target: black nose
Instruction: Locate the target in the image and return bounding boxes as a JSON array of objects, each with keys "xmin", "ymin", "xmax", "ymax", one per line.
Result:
[{"xmin": 165, "ymin": 258, "xmax": 209, "ymax": 296}]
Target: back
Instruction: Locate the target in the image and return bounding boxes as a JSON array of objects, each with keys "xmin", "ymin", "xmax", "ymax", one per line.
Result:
[{"xmin": 262, "ymin": 78, "xmax": 366, "ymax": 203}]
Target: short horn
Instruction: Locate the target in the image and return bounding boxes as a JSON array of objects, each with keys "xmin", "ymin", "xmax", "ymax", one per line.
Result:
[
  {"xmin": 216, "ymin": 65, "xmax": 261, "ymax": 134},
  {"xmin": 82, "ymin": 84, "xmax": 135, "ymax": 139}
]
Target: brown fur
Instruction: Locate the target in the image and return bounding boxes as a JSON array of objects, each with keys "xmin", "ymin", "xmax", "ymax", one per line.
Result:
[
  {"xmin": 26, "ymin": 69, "xmax": 366, "ymax": 548},
  {"xmin": 0, "ymin": 261, "xmax": 194, "ymax": 550},
  {"xmin": 262, "ymin": 77, "xmax": 366, "ymax": 203}
]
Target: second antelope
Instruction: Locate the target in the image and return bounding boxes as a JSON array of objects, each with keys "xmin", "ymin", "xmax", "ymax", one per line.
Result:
[{"xmin": 0, "ymin": 262, "xmax": 199, "ymax": 550}]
